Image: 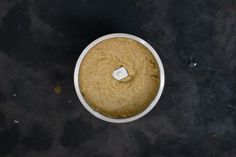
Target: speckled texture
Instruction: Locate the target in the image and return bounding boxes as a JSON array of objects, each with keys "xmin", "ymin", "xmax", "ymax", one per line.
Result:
[
  {"xmin": 0, "ymin": 0, "xmax": 235, "ymax": 157},
  {"xmin": 79, "ymin": 37, "xmax": 159, "ymax": 118}
]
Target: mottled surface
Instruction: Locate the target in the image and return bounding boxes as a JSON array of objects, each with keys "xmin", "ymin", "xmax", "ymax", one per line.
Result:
[
  {"xmin": 0, "ymin": 0, "xmax": 235, "ymax": 157},
  {"xmin": 79, "ymin": 37, "xmax": 160, "ymax": 118}
]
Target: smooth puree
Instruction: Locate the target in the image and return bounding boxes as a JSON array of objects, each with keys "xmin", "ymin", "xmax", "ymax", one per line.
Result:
[{"xmin": 79, "ymin": 37, "xmax": 160, "ymax": 118}]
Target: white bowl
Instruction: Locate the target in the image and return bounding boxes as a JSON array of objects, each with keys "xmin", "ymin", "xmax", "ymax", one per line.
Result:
[{"xmin": 74, "ymin": 33, "xmax": 165, "ymax": 123}]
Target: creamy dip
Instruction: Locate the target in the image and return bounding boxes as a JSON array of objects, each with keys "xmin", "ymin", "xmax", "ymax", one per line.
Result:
[{"xmin": 79, "ymin": 37, "xmax": 160, "ymax": 118}]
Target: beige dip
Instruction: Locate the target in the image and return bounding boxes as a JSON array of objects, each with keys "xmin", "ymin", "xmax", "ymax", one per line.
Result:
[{"xmin": 79, "ymin": 37, "xmax": 160, "ymax": 118}]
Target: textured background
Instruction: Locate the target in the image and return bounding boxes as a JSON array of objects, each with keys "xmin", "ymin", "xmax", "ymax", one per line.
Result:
[{"xmin": 0, "ymin": 0, "xmax": 236, "ymax": 157}]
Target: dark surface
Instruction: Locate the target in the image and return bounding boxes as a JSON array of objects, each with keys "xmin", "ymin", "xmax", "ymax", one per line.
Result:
[{"xmin": 0, "ymin": 0, "xmax": 236, "ymax": 156}]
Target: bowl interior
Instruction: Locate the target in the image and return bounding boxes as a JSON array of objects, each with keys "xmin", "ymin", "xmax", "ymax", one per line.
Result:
[{"xmin": 74, "ymin": 33, "xmax": 165, "ymax": 123}]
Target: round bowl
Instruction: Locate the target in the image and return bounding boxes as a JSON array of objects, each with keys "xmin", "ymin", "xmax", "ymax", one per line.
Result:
[{"xmin": 74, "ymin": 33, "xmax": 165, "ymax": 123}]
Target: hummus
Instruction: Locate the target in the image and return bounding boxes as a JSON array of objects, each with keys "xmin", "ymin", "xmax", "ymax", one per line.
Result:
[{"xmin": 79, "ymin": 37, "xmax": 160, "ymax": 118}]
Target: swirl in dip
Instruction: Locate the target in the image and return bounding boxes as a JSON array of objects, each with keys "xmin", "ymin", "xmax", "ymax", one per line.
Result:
[{"xmin": 79, "ymin": 37, "xmax": 160, "ymax": 118}]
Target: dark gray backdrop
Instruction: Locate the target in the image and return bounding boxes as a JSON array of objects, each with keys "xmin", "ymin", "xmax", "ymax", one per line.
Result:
[{"xmin": 0, "ymin": 0, "xmax": 236, "ymax": 156}]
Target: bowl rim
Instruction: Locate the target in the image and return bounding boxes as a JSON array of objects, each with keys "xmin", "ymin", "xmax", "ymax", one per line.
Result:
[{"xmin": 74, "ymin": 33, "xmax": 165, "ymax": 123}]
